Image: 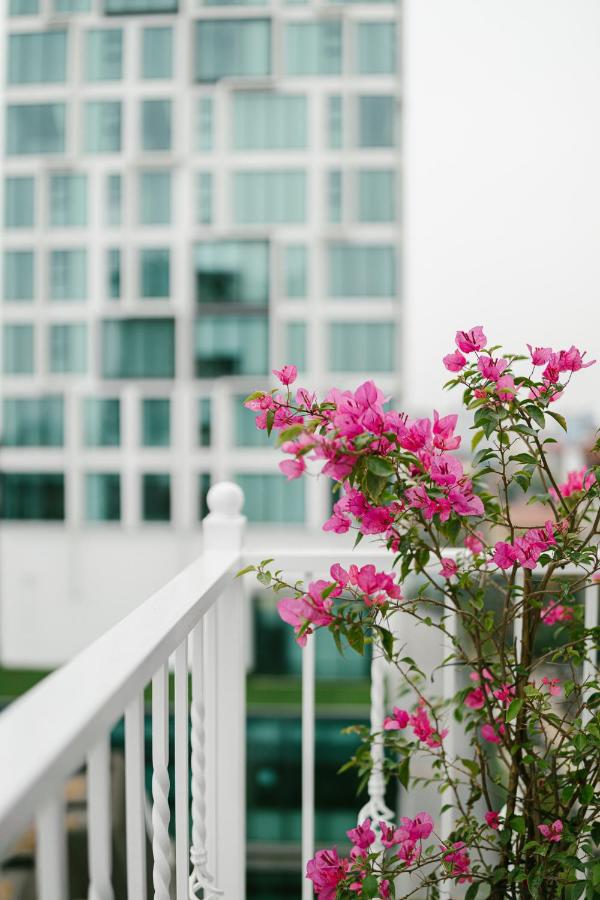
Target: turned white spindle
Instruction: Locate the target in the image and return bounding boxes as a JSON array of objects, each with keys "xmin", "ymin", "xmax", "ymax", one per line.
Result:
[
  {"xmin": 358, "ymin": 644, "xmax": 394, "ymax": 840},
  {"xmin": 301, "ymin": 594, "xmax": 316, "ymax": 900},
  {"xmin": 152, "ymin": 665, "xmax": 171, "ymax": 900},
  {"xmin": 87, "ymin": 735, "xmax": 114, "ymax": 900}
]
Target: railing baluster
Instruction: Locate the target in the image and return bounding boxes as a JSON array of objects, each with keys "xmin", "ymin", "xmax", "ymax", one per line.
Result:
[
  {"xmin": 87, "ymin": 735, "xmax": 114, "ymax": 900},
  {"xmin": 174, "ymin": 639, "xmax": 190, "ymax": 899},
  {"xmin": 152, "ymin": 665, "xmax": 171, "ymax": 900},
  {"xmin": 301, "ymin": 571, "xmax": 316, "ymax": 900},
  {"xmin": 125, "ymin": 694, "xmax": 147, "ymax": 899},
  {"xmin": 358, "ymin": 644, "xmax": 394, "ymax": 835},
  {"xmin": 582, "ymin": 582, "xmax": 599, "ymax": 726},
  {"xmin": 36, "ymin": 792, "xmax": 68, "ymax": 900}
]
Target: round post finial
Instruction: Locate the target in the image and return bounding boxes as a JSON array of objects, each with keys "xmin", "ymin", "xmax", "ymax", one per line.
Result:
[{"xmin": 206, "ymin": 481, "xmax": 244, "ymax": 519}]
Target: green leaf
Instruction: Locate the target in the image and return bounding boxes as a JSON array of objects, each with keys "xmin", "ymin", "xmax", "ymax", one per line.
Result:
[
  {"xmin": 509, "ymin": 815, "xmax": 525, "ymax": 835},
  {"xmin": 471, "ymin": 429, "xmax": 485, "ymax": 451},
  {"xmin": 361, "ymin": 875, "xmax": 379, "ymax": 898},
  {"xmin": 461, "ymin": 758, "xmax": 480, "ymax": 776},
  {"xmin": 377, "ymin": 626, "xmax": 395, "ymax": 661},
  {"xmin": 366, "ymin": 471, "xmax": 388, "ymax": 501},
  {"xmin": 243, "ymin": 390, "xmax": 264, "ymax": 404},
  {"xmin": 235, "ymin": 565, "xmax": 256, "ymax": 578},
  {"xmin": 565, "ymin": 882, "xmax": 586, "ymax": 900},
  {"xmin": 397, "ymin": 756, "xmax": 410, "ymax": 790},
  {"xmin": 266, "ymin": 408, "xmax": 275, "ymax": 436},
  {"xmin": 465, "ymin": 884, "xmax": 480, "ymax": 900},
  {"xmin": 580, "ymin": 784, "xmax": 594, "ymax": 805},
  {"xmin": 546, "ymin": 409, "xmax": 568, "ymax": 432},
  {"xmin": 366, "ymin": 455, "xmax": 395, "ymax": 476},
  {"xmin": 525, "ymin": 405, "xmax": 546, "ymax": 429},
  {"xmin": 510, "ymin": 453, "xmax": 538, "ymax": 466},
  {"xmin": 506, "ymin": 698, "xmax": 523, "ymax": 722},
  {"xmin": 277, "ymin": 424, "xmax": 304, "ymax": 445}
]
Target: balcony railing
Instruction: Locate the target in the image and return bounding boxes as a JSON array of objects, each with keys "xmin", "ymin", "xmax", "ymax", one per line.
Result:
[{"xmin": 0, "ymin": 482, "xmax": 597, "ymax": 900}]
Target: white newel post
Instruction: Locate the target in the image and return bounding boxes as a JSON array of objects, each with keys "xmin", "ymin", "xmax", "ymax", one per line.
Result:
[{"xmin": 199, "ymin": 482, "xmax": 246, "ymax": 899}]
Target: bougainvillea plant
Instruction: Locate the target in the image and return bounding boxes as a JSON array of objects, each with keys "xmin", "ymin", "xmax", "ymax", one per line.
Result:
[{"xmin": 240, "ymin": 331, "xmax": 600, "ymax": 899}]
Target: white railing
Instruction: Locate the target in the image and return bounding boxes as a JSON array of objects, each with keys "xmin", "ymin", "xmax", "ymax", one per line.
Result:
[{"xmin": 0, "ymin": 483, "xmax": 597, "ymax": 900}]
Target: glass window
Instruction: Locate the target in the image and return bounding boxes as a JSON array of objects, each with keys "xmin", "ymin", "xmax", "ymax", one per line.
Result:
[
  {"xmin": 358, "ymin": 170, "xmax": 395, "ymax": 222},
  {"xmin": 49, "ymin": 323, "xmax": 87, "ymax": 373},
  {"xmin": 235, "ymin": 473, "xmax": 305, "ymax": 523},
  {"xmin": 329, "ymin": 322, "xmax": 394, "ymax": 372},
  {"xmin": 329, "ymin": 244, "xmax": 395, "ymax": 297},
  {"xmin": 194, "ymin": 241, "xmax": 268, "ymax": 306},
  {"xmin": 10, "ymin": 0, "xmax": 39, "ymax": 12},
  {"xmin": 198, "ymin": 397, "xmax": 211, "ymax": 446},
  {"xmin": 233, "ymin": 171, "xmax": 306, "ymax": 225},
  {"xmin": 105, "ymin": 0, "xmax": 177, "ymax": 11},
  {"xmin": 356, "ymin": 23, "xmax": 396, "ymax": 75},
  {"xmin": 8, "ymin": 31, "xmax": 67, "ymax": 84},
  {"xmin": 2, "ymin": 397, "xmax": 63, "ymax": 447},
  {"xmin": 194, "ymin": 316, "xmax": 268, "ymax": 377},
  {"xmin": 234, "ymin": 396, "xmax": 270, "ymax": 447},
  {"xmin": 142, "ymin": 398, "xmax": 170, "ymax": 447},
  {"xmin": 106, "ymin": 174, "xmax": 122, "ymax": 225},
  {"xmin": 142, "ymin": 27, "xmax": 172, "ymax": 79},
  {"xmin": 139, "ymin": 171, "xmax": 171, "ymax": 225},
  {"xmin": 328, "ymin": 95, "xmax": 343, "ymax": 149},
  {"xmin": 233, "ymin": 92, "xmax": 307, "ymax": 150},
  {"xmin": 284, "ymin": 246, "xmax": 307, "ymax": 299},
  {"xmin": 50, "ymin": 249, "xmax": 87, "ymax": 301},
  {"xmin": 194, "ymin": 20, "xmax": 271, "ymax": 82},
  {"xmin": 84, "ymin": 102, "xmax": 122, "ymax": 153},
  {"xmin": 5, "ymin": 177, "xmax": 34, "ymax": 228},
  {"xmin": 102, "ymin": 319, "xmax": 175, "ymax": 378},
  {"xmin": 86, "ymin": 29, "xmax": 123, "ymax": 81},
  {"xmin": 107, "ymin": 249, "xmax": 121, "ymax": 300},
  {"xmin": 328, "ymin": 170, "xmax": 342, "ymax": 224},
  {"xmin": 196, "ymin": 97, "xmax": 213, "ymax": 151},
  {"xmin": 0, "ymin": 473, "xmax": 64, "ymax": 521},
  {"xmin": 286, "ymin": 322, "xmax": 306, "ymax": 372},
  {"xmin": 140, "ymin": 249, "xmax": 170, "ymax": 299},
  {"xmin": 83, "ymin": 397, "xmax": 120, "ymax": 447},
  {"xmin": 198, "ymin": 473, "xmax": 211, "ymax": 521},
  {"xmin": 3, "ymin": 324, "xmax": 34, "ymax": 374},
  {"xmin": 85, "ymin": 473, "xmax": 120, "ymax": 522},
  {"xmin": 49, "ymin": 174, "xmax": 87, "ymax": 227},
  {"xmin": 4, "ymin": 251, "xmax": 34, "ymax": 302},
  {"xmin": 142, "ymin": 473, "xmax": 171, "ymax": 522},
  {"xmin": 141, "ymin": 100, "xmax": 171, "ymax": 152},
  {"xmin": 197, "ymin": 173, "xmax": 213, "ymax": 225},
  {"xmin": 54, "ymin": 0, "xmax": 92, "ymax": 10},
  {"xmin": 6, "ymin": 104, "xmax": 65, "ymax": 155},
  {"xmin": 358, "ymin": 95, "xmax": 395, "ymax": 147},
  {"xmin": 286, "ymin": 22, "xmax": 342, "ymax": 76}
]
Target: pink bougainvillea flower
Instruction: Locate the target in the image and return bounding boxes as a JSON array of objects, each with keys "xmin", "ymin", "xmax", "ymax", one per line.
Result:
[
  {"xmin": 541, "ymin": 601, "xmax": 574, "ymax": 626},
  {"xmin": 527, "ymin": 344, "xmax": 553, "ymax": 366},
  {"xmin": 478, "ymin": 356, "xmax": 509, "ymax": 381},
  {"xmin": 448, "ymin": 482, "xmax": 485, "ymax": 517},
  {"xmin": 306, "ymin": 847, "xmax": 350, "ymax": 898},
  {"xmin": 557, "ymin": 345, "xmax": 596, "ymax": 372},
  {"xmin": 549, "ymin": 467, "xmax": 596, "ymax": 500},
  {"xmin": 443, "ymin": 351, "xmax": 467, "ymax": 372},
  {"xmin": 384, "ymin": 707, "xmax": 410, "ymax": 730},
  {"xmin": 495, "ymin": 374, "xmax": 517, "ymax": 401},
  {"xmin": 465, "ymin": 687, "xmax": 486, "ymax": 710},
  {"xmin": 484, "ymin": 811, "xmax": 500, "ymax": 830},
  {"xmin": 470, "ymin": 667, "xmax": 493, "ymax": 682},
  {"xmin": 322, "ymin": 511, "xmax": 351, "ymax": 534},
  {"xmin": 481, "ymin": 722, "xmax": 504, "ymax": 744},
  {"xmin": 429, "ymin": 454, "xmax": 463, "ymax": 487},
  {"xmin": 330, "ymin": 563, "xmax": 349, "ymax": 587},
  {"xmin": 465, "ymin": 531, "xmax": 485, "ymax": 555},
  {"xmin": 397, "ymin": 812, "xmax": 435, "ymax": 843},
  {"xmin": 493, "ymin": 541, "xmax": 520, "ymax": 570},
  {"xmin": 441, "ymin": 842, "xmax": 472, "ymax": 883},
  {"xmin": 379, "ymin": 822, "xmax": 401, "ymax": 848},
  {"xmin": 455, "ymin": 327, "xmax": 487, "ymax": 354},
  {"xmin": 409, "ymin": 704, "xmax": 447, "ymax": 748},
  {"xmin": 538, "ymin": 820, "xmax": 563, "ymax": 843},
  {"xmin": 272, "ymin": 364, "xmax": 298, "ymax": 386},
  {"xmin": 347, "ymin": 818, "xmax": 376, "ymax": 850},
  {"xmin": 279, "ymin": 458, "xmax": 306, "ymax": 481},
  {"xmin": 541, "ymin": 676, "xmax": 561, "ymax": 697},
  {"xmin": 432, "ymin": 410, "xmax": 461, "ymax": 450},
  {"xmin": 360, "ymin": 506, "xmax": 394, "ymax": 535},
  {"xmin": 440, "ymin": 558, "xmax": 458, "ymax": 579},
  {"xmin": 493, "ymin": 683, "xmax": 515, "ymax": 706}
]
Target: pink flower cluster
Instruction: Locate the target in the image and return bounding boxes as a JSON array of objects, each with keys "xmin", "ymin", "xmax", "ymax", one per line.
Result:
[
  {"xmin": 383, "ymin": 701, "xmax": 448, "ymax": 749},
  {"xmin": 549, "ymin": 467, "xmax": 596, "ymax": 500},
  {"xmin": 330, "ymin": 563, "xmax": 403, "ymax": 606},
  {"xmin": 379, "ymin": 812, "xmax": 434, "ymax": 866},
  {"xmin": 540, "ymin": 600, "xmax": 574, "ymax": 626},
  {"xmin": 306, "ymin": 848, "xmax": 349, "ymax": 899},
  {"xmin": 493, "ymin": 521, "xmax": 556, "ymax": 571},
  {"xmin": 463, "ymin": 669, "xmax": 514, "ymax": 745},
  {"xmin": 538, "ymin": 819, "xmax": 563, "ymax": 843},
  {"xmin": 440, "ymin": 842, "xmax": 472, "ymax": 883}
]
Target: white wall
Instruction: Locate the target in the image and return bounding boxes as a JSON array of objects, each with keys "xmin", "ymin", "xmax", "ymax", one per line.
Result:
[{"xmin": 405, "ymin": 0, "xmax": 600, "ymax": 419}]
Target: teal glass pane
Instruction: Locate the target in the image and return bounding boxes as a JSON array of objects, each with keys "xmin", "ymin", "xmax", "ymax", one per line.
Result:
[
  {"xmin": 85, "ymin": 29, "xmax": 123, "ymax": 81},
  {"xmin": 196, "ymin": 173, "xmax": 213, "ymax": 225},
  {"xmin": 49, "ymin": 174, "xmax": 87, "ymax": 227},
  {"xmin": 285, "ymin": 23, "xmax": 342, "ymax": 76},
  {"xmin": 140, "ymin": 249, "xmax": 170, "ymax": 298},
  {"xmin": 234, "ymin": 395, "xmax": 270, "ymax": 447},
  {"xmin": 286, "ymin": 322, "xmax": 306, "ymax": 371},
  {"xmin": 233, "ymin": 171, "xmax": 306, "ymax": 224},
  {"xmin": 49, "ymin": 323, "xmax": 87, "ymax": 373},
  {"xmin": 102, "ymin": 319, "xmax": 175, "ymax": 378},
  {"xmin": 358, "ymin": 95, "xmax": 395, "ymax": 147},
  {"xmin": 284, "ymin": 246, "xmax": 307, "ymax": 299},
  {"xmin": 85, "ymin": 473, "xmax": 120, "ymax": 521},
  {"xmin": 141, "ymin": 100, "xmax": 171, "ymax": 151},
  {"xmin": 197, "ymin": 397, "xmax": 211, "ymax": 446},
  {"xmin": 139, "ymin": 171, "xmax": 171, "ymax": 224},
  {"xmin": 142, "ymin": 473, "xmax": 171, "ymax": 521},
  {"xmin": 194, "ymin": 20, "xmax": 271, "ymax": 81},
  {"xmin": 3, "ymin": 324, "xmax": 34, "ymax": 374},
  {"xmin": 233, "ymin": 92, "xmax": 307, "ymax": 150},
  {"xmin": 10, "ymin": 0, "xmax": 39, "ymax": 12},
  {"xmin": 329, "ymin": 321, "xmax": 394, "ymax": 372},
  {"xmin": 198, "ymin": 473, "xmax": 211, "ymax": 520},
  {"xmin": 50, "ymin": 250, "xmax": 87, "ymax": 301},
  {"xmin": 142, "ymin": 27, "xmax": 172, "ymax": 78},
  {"xmin": 105, "ymin": 0, "xmax": 178, "ymax": 11},
  {"xmin": 358, "ymin": 170, "xmax": 395, "ymax": 222},
  {"xmin": 5, "ymin": 177, "xmax": 34, "ymax": 228},
  {"xmin": 54, "ymin": 0, "xmax": 92, "ymax": 10},
  {"xmin": 142, "ymin": 398, "xmax": 170, "ymax": 446},
  {"xmin": 196, "ymin": 98, "xmax": 213, "ymax": 151},
  {"xmin": 84, "ymin": 102, "xmax": 122, "ymax": 153},
  {"xmin": 6, "ymin": 104, "xmax": 65, "ymax": 155},
  {"xmin": 235, "ymin": 473, "xmax": 304, "ymax": 523},
  {"xmin": 194, "ymin": 241, "xmax": 268, "ymax": 306},
  {"xmin": 328, "ymin": 95, "xmax": 343, "ymax": 149},
  {"xmin": 328, "ymin": 170, "xmax": 342, "ymax": 223},
  {"xmin": 329, "ymin": 243, "xmax": 395, "ymax": 297},
  {"xmin": 8, "ymin": 31, "xmax": 67, "ymax": 84},
  {"xmin": 356, "ymin": 22, "xmax": 396, "ymax": 74},
  {"xmin": 106, "ymin": 174, "xmax": 122, "ymax": 225},
  {"xmin": 108, "ymin": 249, "xmax": 121, "ymax": 299},
  {"xmin": 83, "ymin": 398, "xmax": 120, "ymax": 446},
  {"xmin": 2, "ymin": 397, "xmax": 63, "ymax": 446},
  {"xmin": 0, "ymin": 473, "xmax": 64, "ymax": 521},
  {"xmin": 4, "ymin": 251, "xmax": 34, "ymax": 301},
  {"xmin": 194, "ymin": 316, "xmax": 268, "ymax": 376}
]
